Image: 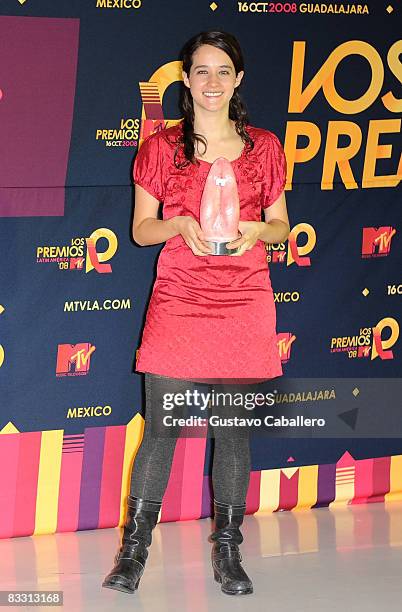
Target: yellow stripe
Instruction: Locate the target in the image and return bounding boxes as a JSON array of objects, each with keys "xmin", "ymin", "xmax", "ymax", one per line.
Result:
[
  {"xmin": 119, "ymin": 414, "xmax": 162, "ymax": 525},
  {"xmin": 257, "ymin": 468, "xmax": 280, "ymax": 513},
  {"xmin": 294, "ymin": 465, "xmax": 318, "ymax": 510},
  {"xmin": 297, "ymin": 510, "xmax": 319, "ymax": 553},
  {"xmin": 330, "ymin": 468, "xmax": 355, "ymax": 507},
  {"xmin": 259, "ymin": 511, "xmax": 281, "ymax": 557},
  {"xmin": 255, "ymin": 469, "xmax": 281, "ymax": 557},
  {"xmin": 139, "ymin": 83, "xmax": 159, "ymax": 90},
  {"xmin": 387, "ymin": 502, "xmax": 402, "ymax": 547},
  {"xmin": 34, "ymin": 430, "xmax": 64, "ymax": 535},
  {"xmin": 385, "ymin": 455, "xmax": 402, "ymax": 502},
  {"xmin": 331, "ymin": 505, "xmax": 354, "ymax": 547}
]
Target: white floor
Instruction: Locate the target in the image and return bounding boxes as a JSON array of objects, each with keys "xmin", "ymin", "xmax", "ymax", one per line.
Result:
[{"xmin": 1, "ymin": 501, "xmax": 402, "ymax": 611}]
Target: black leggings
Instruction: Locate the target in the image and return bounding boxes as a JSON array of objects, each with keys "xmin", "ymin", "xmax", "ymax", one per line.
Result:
[{"xmin": 129, "ymin": 373, "xmax": 253, "ymax": 506}]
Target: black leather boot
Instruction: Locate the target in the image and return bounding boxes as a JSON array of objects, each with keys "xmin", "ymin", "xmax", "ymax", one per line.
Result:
[
  {"xmin": 102, "ymin": 495, "xmax": 162, "ymax": 594},
  {"xmin": 210, "ymin": 499, "xmax": 253, "ymax": 595}
]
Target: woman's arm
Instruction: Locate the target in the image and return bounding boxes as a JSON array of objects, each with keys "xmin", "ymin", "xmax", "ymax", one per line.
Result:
[
  {"xmin": 132, "ymin": 185, "xmax": 178, "ymax": 246},
  {"xmin": 227, "ymin": 191, "xmax": 290, "ymax": 255},
  {"xmin": 260, "ymin": 191, "xmax": 290, "ymax": 243},
  {"xmin": 132, "ymin": 185, "xmax": 212, "ymax": 254}
]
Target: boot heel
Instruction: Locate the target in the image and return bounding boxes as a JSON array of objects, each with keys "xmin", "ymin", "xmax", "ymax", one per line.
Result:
[{"xmin": 134, "ymin": 576, "xmax": 141, "ymax": 590}]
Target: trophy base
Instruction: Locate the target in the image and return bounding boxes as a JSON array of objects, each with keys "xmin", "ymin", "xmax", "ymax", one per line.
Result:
[{"xmin": 206, "ymin": 235, "xmax": 241, "ymax": 256}]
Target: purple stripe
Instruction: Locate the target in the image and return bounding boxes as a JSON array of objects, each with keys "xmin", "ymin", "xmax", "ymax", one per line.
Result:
[
  {"xmin": 78, "ymin": 427, "xmax": 106, "ymax": 530},
  {"xmin": 313, "ymin": 463, "xmax": 336, "ymax": 508}
]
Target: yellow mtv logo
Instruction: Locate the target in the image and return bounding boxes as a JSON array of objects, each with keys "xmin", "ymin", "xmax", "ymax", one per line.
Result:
[
  {"xmin": 373, "ymin": 228, "xmax": 396, "ymax": 252},
  {"xmin": 70, "ymin": 345, "xmax": 96, "ymax": 370}
]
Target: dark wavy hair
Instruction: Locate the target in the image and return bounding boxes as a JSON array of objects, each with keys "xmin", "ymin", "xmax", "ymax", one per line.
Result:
[{"xmin": 174, "ymin": 30, "xmax": 253, "ymax": 169}]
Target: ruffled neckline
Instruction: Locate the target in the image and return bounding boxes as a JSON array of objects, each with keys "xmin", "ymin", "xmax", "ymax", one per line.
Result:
[
  {"xmin": 195, "ymin": 142, "xmax": 247, "ymax": 166},
  {"xmin": 163, "ymin": 123, "xmax": 256, "ymax": 170}
]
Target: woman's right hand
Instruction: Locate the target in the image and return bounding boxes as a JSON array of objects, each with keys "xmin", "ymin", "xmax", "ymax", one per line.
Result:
[{"xmin": 173, "ymin": 216, "xmax": 212, "ymax": 256}]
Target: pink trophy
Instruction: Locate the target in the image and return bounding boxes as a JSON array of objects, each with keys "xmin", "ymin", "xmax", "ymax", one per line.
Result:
[{"xmin": 200, "ymin": 157, "xmax": 241, "ymax": 255}]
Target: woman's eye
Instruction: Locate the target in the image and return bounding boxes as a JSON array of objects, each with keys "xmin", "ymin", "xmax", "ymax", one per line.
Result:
[{"xmin": 194, "ymin": 69, "xmax": 230, "ymax": 76}]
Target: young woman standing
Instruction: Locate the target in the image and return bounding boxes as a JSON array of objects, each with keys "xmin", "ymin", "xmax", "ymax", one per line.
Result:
[{"xmin": 103, "ymin": 30, "xmax": 290, "ymax": 596}]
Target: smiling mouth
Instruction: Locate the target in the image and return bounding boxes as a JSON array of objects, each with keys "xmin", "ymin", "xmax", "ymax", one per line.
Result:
[{"xmin": 203, "ymin": 92, "xmax": 223, "ymax": 97}]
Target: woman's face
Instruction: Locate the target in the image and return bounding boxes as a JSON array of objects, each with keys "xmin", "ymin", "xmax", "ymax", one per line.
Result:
[{"xmin": 182, "ymin": 44, "xmax": 244, "ymax": 115}]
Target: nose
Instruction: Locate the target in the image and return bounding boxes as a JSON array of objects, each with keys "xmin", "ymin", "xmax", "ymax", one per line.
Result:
[{"xmin": 207, "ymin": 71, "xmax": 220, "ymax": 88}]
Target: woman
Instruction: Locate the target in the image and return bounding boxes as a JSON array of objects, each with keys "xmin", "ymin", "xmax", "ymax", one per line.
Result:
[{"xmin": 103, "ymin": 30, "xmax": 290, "ymax": 596}]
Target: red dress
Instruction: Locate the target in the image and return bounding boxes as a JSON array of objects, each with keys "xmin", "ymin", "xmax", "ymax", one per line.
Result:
[{"xmin": 133, "ymin": 123, "xmax": 287, "ymax": 383}]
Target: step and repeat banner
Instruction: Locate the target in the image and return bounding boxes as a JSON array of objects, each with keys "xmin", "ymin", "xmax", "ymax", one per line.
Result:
[{"xmin": 0, "ymin": 0, "xmax": 401, "ymax": 538}]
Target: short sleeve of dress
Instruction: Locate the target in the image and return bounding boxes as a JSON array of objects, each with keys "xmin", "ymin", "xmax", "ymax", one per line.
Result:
[
  {"xmin": 262, "ymin": 132, "xmax": 287, "ymax": 209},
  {"xmin": 133, "ymin": 133, "xmax": 164, "ymax": 202}
]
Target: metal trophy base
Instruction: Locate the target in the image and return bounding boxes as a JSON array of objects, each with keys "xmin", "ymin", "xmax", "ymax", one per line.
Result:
[
  {"xmin": 205, "ymin": 241, "xmax": 238, "ymax": 255},
  {"xmin": 206, "ymin": 237, "xmax": 241, "ymax": 256}
]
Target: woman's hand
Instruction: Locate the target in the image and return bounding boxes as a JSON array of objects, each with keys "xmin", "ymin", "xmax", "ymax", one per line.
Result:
[
  {"xmin": 226, "ymin": 221, "xmax": 263, "ymax": 256},
  {"xmin": 173, "ymin": 216, "xmax": 213, "ymax": 256}
]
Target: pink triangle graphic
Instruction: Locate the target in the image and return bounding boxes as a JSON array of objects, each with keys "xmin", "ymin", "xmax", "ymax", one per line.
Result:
[{"xmin": 337, "ymin": 451, "xmax": 356, "ymax": 467}]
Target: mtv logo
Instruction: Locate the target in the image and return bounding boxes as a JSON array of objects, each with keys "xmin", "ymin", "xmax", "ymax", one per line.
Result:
[
  {"xmin": 69, "ymin": 257, "xmax": 84, "ymax": 270},
  {"xmin": 272, "ymin": 250, "xmax": 287, "ymax": 263},
  {"xmin": 56, "ymin": 343, "xmax": 96, "ymax": 376},
  {"xmin": 277, "ymin": 333, "xmax": 296, "ymax": 363},
  {"xmin": 361, "ymin": 227, "xmax": 396, "ymax": 257},
  {"xmin": 357, "ymin": 345, "xmax": 371, "ymax": 358}
]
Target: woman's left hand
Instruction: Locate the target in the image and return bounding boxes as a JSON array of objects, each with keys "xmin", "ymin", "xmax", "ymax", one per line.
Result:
[{"xmin": 226, "ymin": 221, "xmax": 262, "ymax": 256}]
